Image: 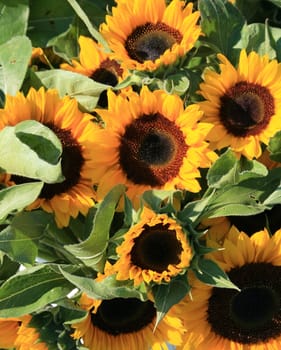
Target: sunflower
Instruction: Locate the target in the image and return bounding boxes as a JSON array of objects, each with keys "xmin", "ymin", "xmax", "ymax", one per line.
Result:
[
  {"xmin": 111, "ymin": 207, "xmax": 192, "ymax": 286},
  {"xmin": 175, "ymin": 226, "xmax": 281, "ymax": 350},
  {"xmin": 60, "ymin": 36, "xmax": 126, "ymax": 107},
  {"xmin": 0, "ymin": 317, "xmax": 21, "ymax": 348},
  {"xmin": 258, "ymin": 149, "xmax": 281, "ymax": 170},
  {"xmin": 71, "ymin": 292, "xmax": 185, "ymax": 350},
  {"xmin": 100, "ymin": 0, "xmax": 201, "ymax": 71},
  {"xmin": 198, "ymin": 49, "xmax": 281, "ymax": 159},
  {"xmin": 14, "ymin": 315, "xmax": 48, "ymax": 350},
  {"xmin": 0, "ymin": 87, "xmax": 99, "ymax": 227},
  {"xmin": 93, "ymin": 86, "xmax": 217, "ymax": 206}
]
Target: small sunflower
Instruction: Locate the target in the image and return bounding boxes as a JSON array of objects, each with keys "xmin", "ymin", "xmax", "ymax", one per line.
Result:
[
  {"xmin": 112, "ymin": 207, "xmax": 192, "ymax": 286},
  {"xmin": 93, "ymin": 86, "xmax": 217, "ymax": 206},
  {"xmin": 198, "ymin": 49, "xmax": 281, "ymax": 159},
  {"xmin": 60, "ymin": 36, "xmax": 125, "ymax": 107},
  {"xmin": 0, "ymin": 87, "xmax": 99, "ymax": 227},
  {"xmin": 14, "ymin": 315, "xmax": 48, "ymax": 350},
  {"xmin": 0, "ymin": 317, "xmax": 21, "ymax": 348},
  {"xmin": 175, "ymin": 226, "xmax": 281, "ymax": 350},
  {"xmin": 71, "ymin": 293, "xmax": 184, "ymax": 350},
  {"xmin": 100, "ymin": 0, "xmax": 201, "ymax": 71}
]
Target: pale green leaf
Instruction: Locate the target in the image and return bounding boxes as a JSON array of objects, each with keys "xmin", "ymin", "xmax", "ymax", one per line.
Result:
[{"xmin": 0, "ymin": 35, "xmax": 32, "ymax": 95}]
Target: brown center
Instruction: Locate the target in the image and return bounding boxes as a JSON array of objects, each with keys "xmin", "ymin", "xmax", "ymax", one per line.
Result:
[
  {"xmin": 219, "ymin": 81, "xmax": 274, "ymax": 137},
  {"xmin": 125, "ymin": 22, "xmax": 183, "ymax": 63},
  {"xmin": 118, "ymin": 113, "xmax": 188, "ymax": 187},
  {"xmin": 130, "ymin": 223, "xmax": 182, "ymax": 272}
]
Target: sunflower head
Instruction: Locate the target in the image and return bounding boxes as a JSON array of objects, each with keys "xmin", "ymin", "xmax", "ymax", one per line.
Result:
[
  {"xmin": 60, "ymin": 36, "xmax": 126, "ymax": 107},
  {"xmin": 198, "ymin": 49, "xmax": 281, "ymax": 159},
  {"xmin": 110, "ymin": 207, "xmax": 192, "ymax": 286},
  {"xmin": 93, "ymin": 86, "xmax": 217, "ymax": 207},
  {"xmin": 100, "ymin": 0, "xmax": 201, "ymax": 71},
  {"xmin": 72, "ymin": 292, "xmax": 185, "ymax": 350},
  {"xmin": 175, "ymin": 226, "xmax": 281, "ymax": 350},
  {"xmin": 0, "ymin": 87, "xmax": 99, "ymax": 227}
]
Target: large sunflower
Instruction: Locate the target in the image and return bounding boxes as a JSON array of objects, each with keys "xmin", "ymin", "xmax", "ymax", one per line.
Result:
[
  {"xmin": 112, "ymin": 207, "xmax": 192, "ymax": 286},
  {"xmin": 71, "ymin": 293, "xmax": 184, "ymax": 350},
  {"xmin": 0, "ymin": 317, "xmax": 21, "ymax": 348},
  {"xmin": 198, "ymin": 50, "xmax": 281, "ymax": 159},
  {"xmin": 175, "ymin": 226, "xmax": 281, "ymax": 350},
  {"xmin": 0, "ymin": 87, "xmax": 99, "ymax": 227},
  {"xmin": 93, "ymin": 86, "xmax": 217, "ymax": 206},
  {"xmin": 14, "ymin": 315, "xmax": 48, "ymax": 350},
  {"xmin": 100, "ymin": 0, "xmax": 201, "ymax": 71},
  {"xmin": 60, "ymin": 36, "xmax": 126, "ymax": 107}
]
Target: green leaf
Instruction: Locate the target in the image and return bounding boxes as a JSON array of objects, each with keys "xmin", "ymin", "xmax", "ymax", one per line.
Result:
[
  {"xmin": 59, "ymin": 267, "xmax": 147, "ymax": 301},
  {"xmin": 198, "ymin": 0, "xmax": 245, "ymax": 62},
  {"xmin": 28, "ymin": 0, "xmax": 75, "ymax": 47},
  {"xmin": 64, "ymin": 184, "xmax": 126, "ymax": 271},
  {"xmin": 241, "ymin": 22, "xmax": 281, "ymax": 59},
  {"xmin": 0, "ymin": 121, "xmax": 64, "ymax": 183},
  {"xmin": 11, "ymin": 211, "xmax": 52, "ymax": 239},
  {"xmin": 152, "ymin": 274, "xmax": 191, "ymax": 328},
  {"xmin": 0, "ymin": 254, "xmax": 20, "ymax": 285},
  {"xmin": 15, "ymin": 120, "xmax": 62, "ymax": 165},
  {"xmin": 207, "ymin": 149, "xmax": 268, "ymax": 188},
  {"xmin": 0, "ymin": 0, "xmax": 29, "ymax": 45},
  {"xmin": 0, "ymin": 226, "xmax": 38, "ymax": 265},
  {"xmin": 268, "ymin": 130, "xmax": 281, "ymax": 162},
  {"xmin": 0, "ymin": 182, "xmax": 43, "ymax": 220},
  {"xmin": 142, "ymin": 189, "xmax": 183, "ymax": 213},
  {"xmin": 36, "ymin": 69, "xmax": 111, "ymax": 111},
  {"xmin": 192, "ymin": 258, "xmax": 239, "ymax": 290},
  {"xmin": 0, "ymin": 35, "xmax": 32, "ymax": 95},
  {"xmin": 0, "ymin": 265, "xmax": 73, "ymax": 317},
  {"xmin": 207, "ymin": 149, "xmax": 240, "ymax": 188},
  {"xmin": 66, "ymin": 0, "xmax": 110, "ymax": 51}
]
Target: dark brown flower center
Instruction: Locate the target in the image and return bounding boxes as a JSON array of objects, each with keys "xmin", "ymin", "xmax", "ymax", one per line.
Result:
[
  {"xmin": 130, "ymin": 223, "xmax": 183, "ymax": 272},
  {"xmin": 229, "ymin": 204, "xmax": 281, "ymax": 236},
  {"xmin": 91, "ymin": 58, "xmax": 123, "ymax": 108},
  {"xmin": 11, "ymin": 123, "xmax": 84, "ymax": 199},
  {"xmin": 91, "ymin": 298, "xmax": 156, "ymax": 335},
  {"xmin": 207, "ymin": 262, "xmax": 281, "ymax": 344},
  {"xmin": 219, "ymin": 81, "xmax": 274, "ymax": 137},
  {"xmin": 118, "ymin": 113, "xmax": 188, "ymax": 187},
  {"xmin": 125, "ymin": 22, "xmax": 182, "ymax": 63}
]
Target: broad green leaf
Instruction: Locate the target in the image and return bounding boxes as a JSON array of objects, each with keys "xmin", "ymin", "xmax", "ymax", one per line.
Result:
[
  {"xmin": 59, "ymin": 267, "xmax": 147, "ymax": 301},
  {"xmin": 198, "ymin": 0, "xmax": 245, "ymax": 62},
  {"xmin": 152, "ymin": 274, "xmax": 191, "ymax": 328},
  {"xmin": 207, "ymin": 149, "xmax": 239, "ymax": 188},
  {"xmin": 0, "ymin": 226, "xmax": 38, "ymax": 265},
  {"xmin": 0, "ymin": 254, "xmax": 20, "ymax": 285},
  {"xmin": 0, "ymin": 122, "xmax": 64, "ymax": 183},
  {"xmin": 193, "ymin": 258, "xmax": 239, "ymax": 290},
  {"xmin": 0, "ymin": 182, "xmax": 43, "ymax": 220},
  {"xmin": 36, "ymin": 69, "xmax": 110, "ymax": 111},
  {"xmin": 11, "ymin": 211, "xmax": 52, "ymax": 238},
  {"xmin": 66, "ymin": 0, "xmax": 110, "ymax": 51},
  {"xmin": 142, "ymin": 189, "xmax": 183, "ymax": 213},
  {"xmin": 15, "ymin": 120, "xmax": 62, "ymax": 165},
  {"xmin": 28, "ymin": 0, "xmax": 75, "ymax": 47},
  {"xmin": 65, "ymin": 185, "xmax": 126, "ymax": 271},
  {"xmin": 241, "ymin": 22, "xmax": 281, "ymax": 59},
  {"xmin": 207, "ymin": 149, "xmax": 268, "ymax": 188},
  {"xmin": 0, "ymin": 265, "xmax": 74, "ymax": 317},
  {"xmin": 268, "ymin": 130, "xmax": 281, "ymax": 162},
  {"xmin": 0, "ymin": 35, "xmax": 32, "ymax": 95},
  {"xmin": 0, "ymin": 0, "xmax": 29, "ymax": 45},
  {"xmin": 268, "ymin": 0, "xmax": 281, "ymax": 6}
]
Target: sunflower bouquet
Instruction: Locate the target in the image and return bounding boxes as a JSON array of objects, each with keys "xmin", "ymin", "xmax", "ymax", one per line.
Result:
[{"xmin": 0, "ymin": 0, "xmax": 281, "ymax": 349}]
